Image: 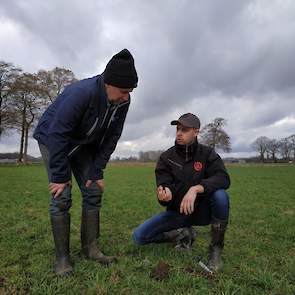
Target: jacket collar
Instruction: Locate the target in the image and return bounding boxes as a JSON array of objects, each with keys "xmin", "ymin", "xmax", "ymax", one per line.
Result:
[
  {"xmin": 175, "ymin": 139, "xmax": 198, "ymax": 161},
  {"xmin": 99, "ymin": 74, "xmax": 108, "ymax": 107},
  {"xmin": 87, "ymin": 74, "xmax": 108, "ymax": 110}
]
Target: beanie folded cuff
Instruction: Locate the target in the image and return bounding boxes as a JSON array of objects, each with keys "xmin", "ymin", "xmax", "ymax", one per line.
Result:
[{"xmin": 104, "ymin": 73, "xmax": 138, "ymax": 88}]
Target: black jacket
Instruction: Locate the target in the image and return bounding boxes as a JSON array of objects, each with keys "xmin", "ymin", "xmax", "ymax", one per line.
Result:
[
  {"xmin": 155, "ymin": 140, "xmax": 230, "ymax": 213},
  {"xmin": 33, "ymin": 74, "xmax": 129, "ymax": 182}
]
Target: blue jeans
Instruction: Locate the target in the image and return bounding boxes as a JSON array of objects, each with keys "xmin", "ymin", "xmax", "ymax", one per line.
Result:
[
  {"xmin": 133, "ymin": 189, "xmax": 229, "ymax": 245},
  {"xmin": 39, "ymin": 144, "xmax": 102, "ymax": 216}
]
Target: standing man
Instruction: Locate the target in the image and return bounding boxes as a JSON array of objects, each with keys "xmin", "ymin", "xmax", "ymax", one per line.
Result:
[
  {"xmin": 133, "ymin": 113, "xmax": 230, "ymax": 272},
  {"xmin": 34, "ymin": 49, "xmax": 138, "ymax": 276}
]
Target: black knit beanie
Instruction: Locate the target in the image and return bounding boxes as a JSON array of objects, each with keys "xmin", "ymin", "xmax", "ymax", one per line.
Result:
[{"xmin": 103, "ymin": 49, "xmax": 138, "ymax": 88}]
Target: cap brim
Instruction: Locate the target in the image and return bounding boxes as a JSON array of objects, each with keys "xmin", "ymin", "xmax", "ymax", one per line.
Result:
[
  {"xmin": 171, "ymin": 119, "xmax": 193, "ymax": 127},
  {"xmin": 170, "ymin": 120, "xmax": 179, "ymax": 125},
  {"xmin": 171, "ymin": 119, "xmax": 198, "ymax": 128}
]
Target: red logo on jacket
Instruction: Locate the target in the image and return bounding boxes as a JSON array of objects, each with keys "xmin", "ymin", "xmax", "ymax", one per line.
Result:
[{"xmin": 194, "ymin": 161, "xmax": 203, "ymax": 171}]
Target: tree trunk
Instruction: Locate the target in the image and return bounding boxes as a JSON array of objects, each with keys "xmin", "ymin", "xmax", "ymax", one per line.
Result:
[
  {"xmin": 0, "ymin": 94, "xmax": 2, "ymax": 138},
  {"xmin": 272, "ymin": 152, "xmax": 277, "ymax": 163},
  {"xmin": 19, "ymin": 125, "xmax": 25, "ymax": 163},
  {"xmin": 23, "ymin": 124, "xmax": 29, "ymax": 164},
  {"xmin": 18, "ymin": 101, "xmax": 26, "ymax": 163},
  {"xmin": 23, "ymin": 106, "xmax": 35, "ymax": 165}
]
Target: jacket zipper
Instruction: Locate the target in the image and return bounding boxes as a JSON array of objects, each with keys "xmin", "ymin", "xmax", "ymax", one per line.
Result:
[
  {"xmin": 68, "ymin": 100, "xmax": 129, "ymax": 156},
  {"xmin": 86, "ymin": 117, "xmax": 99, "ymax": 136},
  {"xmin": 68, "ymin": 145, "xmax": 80, "ymax": 157},
  {"xmin": 100, "ymin": 106, "xmax": 110, "ymax": 128},
  {"xmin": 99, "ymin": 106, "xmax": 118, "ymax": 147},
  {"xmin": 68, "ymin": 116, "xmax": 100, "ymax": 156},
  {"xmin": 98, "ymin": 100, "xmax": 129, "ymax": 147}
]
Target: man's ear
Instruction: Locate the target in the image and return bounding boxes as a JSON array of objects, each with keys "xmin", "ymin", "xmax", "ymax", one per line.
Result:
[{"xmin": 194, "ymin": 128, "xmax": 200, "ymax": 136}]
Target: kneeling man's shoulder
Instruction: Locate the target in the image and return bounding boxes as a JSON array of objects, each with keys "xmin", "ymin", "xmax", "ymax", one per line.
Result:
[
  {"xmin": 160, "ymin": 146, "xmax": 175, "ymax": 159},
  {"xmin": 197, "ymin": 143, "xmax": 214, "ymax": 157}
]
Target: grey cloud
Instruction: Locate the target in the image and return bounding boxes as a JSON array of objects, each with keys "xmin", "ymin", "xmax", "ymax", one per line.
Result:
[
  {"xmin": 0, "ymin": 0, "xmax": 106, "ymax": 75},
  {"xmin": 1, "ymin": 0, "xmax": 295, "ymax": 157},
  {"xmin": 242, "ymin": 96, "xmax": 295, "ymax": 129},
  {"xmin": 114, "ymin": 0, "xmax": 295, "ymax": 124}
]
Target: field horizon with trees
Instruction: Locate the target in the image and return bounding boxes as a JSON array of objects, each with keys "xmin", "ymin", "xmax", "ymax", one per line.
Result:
[{"xmin": 3, "ymin": 60, "xmax": 294, "ymax": 166}]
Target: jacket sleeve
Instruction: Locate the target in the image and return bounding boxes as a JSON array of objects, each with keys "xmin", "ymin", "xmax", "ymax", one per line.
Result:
[
  {"xmin": 155, "ymin": 154, "xmax": 176, "ymax": 207},
  {"xmin": 199, "ymin": 149, "xmax": 230, "ymax": 195},
  {"xmin": 91, "ymin": 103, "xmax": 130, "ymax": 180},
  {"xmin": 48, "ymin": 87, "xmax": 89, "ymax": 183}
]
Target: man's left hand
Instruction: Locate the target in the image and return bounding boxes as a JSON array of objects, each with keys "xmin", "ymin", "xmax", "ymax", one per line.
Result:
[
  {"xmin": 180, "ymin": 185, "xmax": 204, "ymax": 215},
  {"xmin": 85, "ymin": 179, "xmax": 105, "ymax": 192}
]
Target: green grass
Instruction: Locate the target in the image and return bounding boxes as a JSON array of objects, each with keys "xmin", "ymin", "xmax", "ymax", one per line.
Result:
[{"xmin": 0, "ymin": 164, "xmax": 295, "ymax": 294}]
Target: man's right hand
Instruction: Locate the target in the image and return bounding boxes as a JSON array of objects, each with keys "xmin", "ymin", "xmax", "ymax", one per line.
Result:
[
  {"xmin": 157, "ymin": 185, "xmax": 172, "ymax": 202},
  {"xmin": 49, "ymin": 181, "xmax": 71, "ymax": 198}
]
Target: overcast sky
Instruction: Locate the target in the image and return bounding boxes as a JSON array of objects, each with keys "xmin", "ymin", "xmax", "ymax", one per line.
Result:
[{"xmin": 1, "ymin": 0, "xmax": 295, "ymax": 158}]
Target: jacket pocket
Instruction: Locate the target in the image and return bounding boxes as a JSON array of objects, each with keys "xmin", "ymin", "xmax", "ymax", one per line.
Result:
[{"xmin": 167, "ymin": 158, "xmax": 183, "ymax": 169}]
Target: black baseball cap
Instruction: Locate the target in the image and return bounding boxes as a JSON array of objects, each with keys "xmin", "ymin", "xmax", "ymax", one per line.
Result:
[{"xmin": 171, "ymin": 113, "xmax": 201, "ymax": 129}]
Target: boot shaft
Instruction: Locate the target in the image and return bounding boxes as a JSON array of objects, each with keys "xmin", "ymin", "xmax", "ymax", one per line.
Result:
[
  {"xmin": 210, "ymin": 217, "xmax": 228, "ymax": 248},
  {"xmin": 81, "ymin": 209, "xmax": 99, "ymax": 250},
  {"xmin": 50, "ymin": 214, "xmax": 70, "ymax": 258},
  {"xmin": 50, "ymin": 214, "xmax": 73, "ymax": 276},
  {"xmin": 80, "ymin": 209, "xmax": 117, "ymax": 264}
]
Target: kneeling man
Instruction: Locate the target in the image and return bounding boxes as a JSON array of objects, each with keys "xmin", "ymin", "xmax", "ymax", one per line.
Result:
[{"xmin": 133, "ymin": 113, "xmax": 230, "ymax": 272}]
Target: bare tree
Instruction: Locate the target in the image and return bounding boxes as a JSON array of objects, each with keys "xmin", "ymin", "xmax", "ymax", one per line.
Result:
[
  {"xmin": 2, "ymin": 66, "xmax": 76, "ymax": 162},
  {"xmin": 0, "ymin": 61, "xmax": 22, "ymax": 138},
  {"xmin": 266, "ymin": 138, "xmax": 280, "ymax": 162},
  {"xmin": 37, "ymin": 67, "xmax": 77, "ymax": 104},
  {"xmin": 9, "ymin": 73, "xmax": 44, "ymax": 163},
  {"xmin": 288, "ymin": 134, "xmax": 295, "ymax": 160},
  {"xmin": 199, "ymin": 117, "xmax": 231, "ymax": 152},
  {"xmin": 278, "ymin": 137, "xmax": 292, "ymax": 161},
  {"xmin": 251, "ymin": 136, "xmax": 269, "ymax": 162}
]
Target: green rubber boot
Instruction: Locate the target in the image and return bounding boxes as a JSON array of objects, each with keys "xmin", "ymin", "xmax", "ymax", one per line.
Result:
[
  {"xmin": 81, "ymin": 209, "xmax": 117, "ymax": 265},
  {"xmin": 207, "ymin": 217, "xmax": 228, "ymax": 272},
  {"xmin": 50, "ymin": 214, "xmax": 73, "ymax": 276}
]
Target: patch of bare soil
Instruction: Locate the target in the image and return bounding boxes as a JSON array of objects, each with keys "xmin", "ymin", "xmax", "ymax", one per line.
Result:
[{"xmin": 150, "ymin": 261, "xmax": 169, "ymax": 281}]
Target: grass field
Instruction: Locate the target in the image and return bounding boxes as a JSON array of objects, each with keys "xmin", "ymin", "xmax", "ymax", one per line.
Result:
[{"xmin": 0, "ymin": 164, "xmax": 294, "ymax": 294}]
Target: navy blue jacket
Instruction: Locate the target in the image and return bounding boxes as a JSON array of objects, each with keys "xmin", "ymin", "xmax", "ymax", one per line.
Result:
[
  {"xmin": 155, "ymin": 140, "xmax": 230, "ymax": 216},
  {"xmin": 33, "ymin": 74, "xmax": 130, "ymax": 183}
]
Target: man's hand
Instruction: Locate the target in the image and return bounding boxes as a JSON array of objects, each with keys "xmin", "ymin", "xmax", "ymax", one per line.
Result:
[
  {"xmin": 157, "ymin": 185, "xmax": 172, "ymax": 202},
  {"xmin": 180, "ymin": 184, "xmax": 204, "ymax": 215},
  {"xmin": 49, "ymin": 181, "xmax": 71, "ymax": 198},
  {"xmin": 85, "ymin": 179, "xmax": 105, "ymax": 192}
]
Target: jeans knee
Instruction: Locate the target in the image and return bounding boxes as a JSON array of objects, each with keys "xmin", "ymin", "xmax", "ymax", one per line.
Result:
[
  {"xmin": 132, "ymin": 227, "xmax": 147, "ymax": 246},
  {"xmin": 82, "ymin": 194, "xmax": 102, "ymax": 210},
  {"xmin": 211, "ymin": 189, "xmax": 229, "ymax": 220},
  {"xmin": 49, "ymin": 186, "xmax": 72, "ymax": 215},
  {"xmin": 81, "ymin": 183, "xmax": 101, "ymax": 197},
  {"xmin": 49, "ymin": 199, "xmax": 72, "ymax": 215},
  {"xmin": 212, "ymin": 189, "xmax": 229, "ymax": 207}
]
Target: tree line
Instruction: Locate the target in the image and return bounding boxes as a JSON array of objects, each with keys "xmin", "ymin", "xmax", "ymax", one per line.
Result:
[
  {"xmin": 0, "ymin": 61, "xmax": 77, "ymax": 163},
  {"xmin": 136, "ymin": 118, "xmax": 232, "ymax": 162},
  {"xmin": 1, "ymin": 60, "xmax": 233, "ymax": 164},
  {"xmin": 251, "ymin": 135, "xmax": 295, "ymax": 162}
]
